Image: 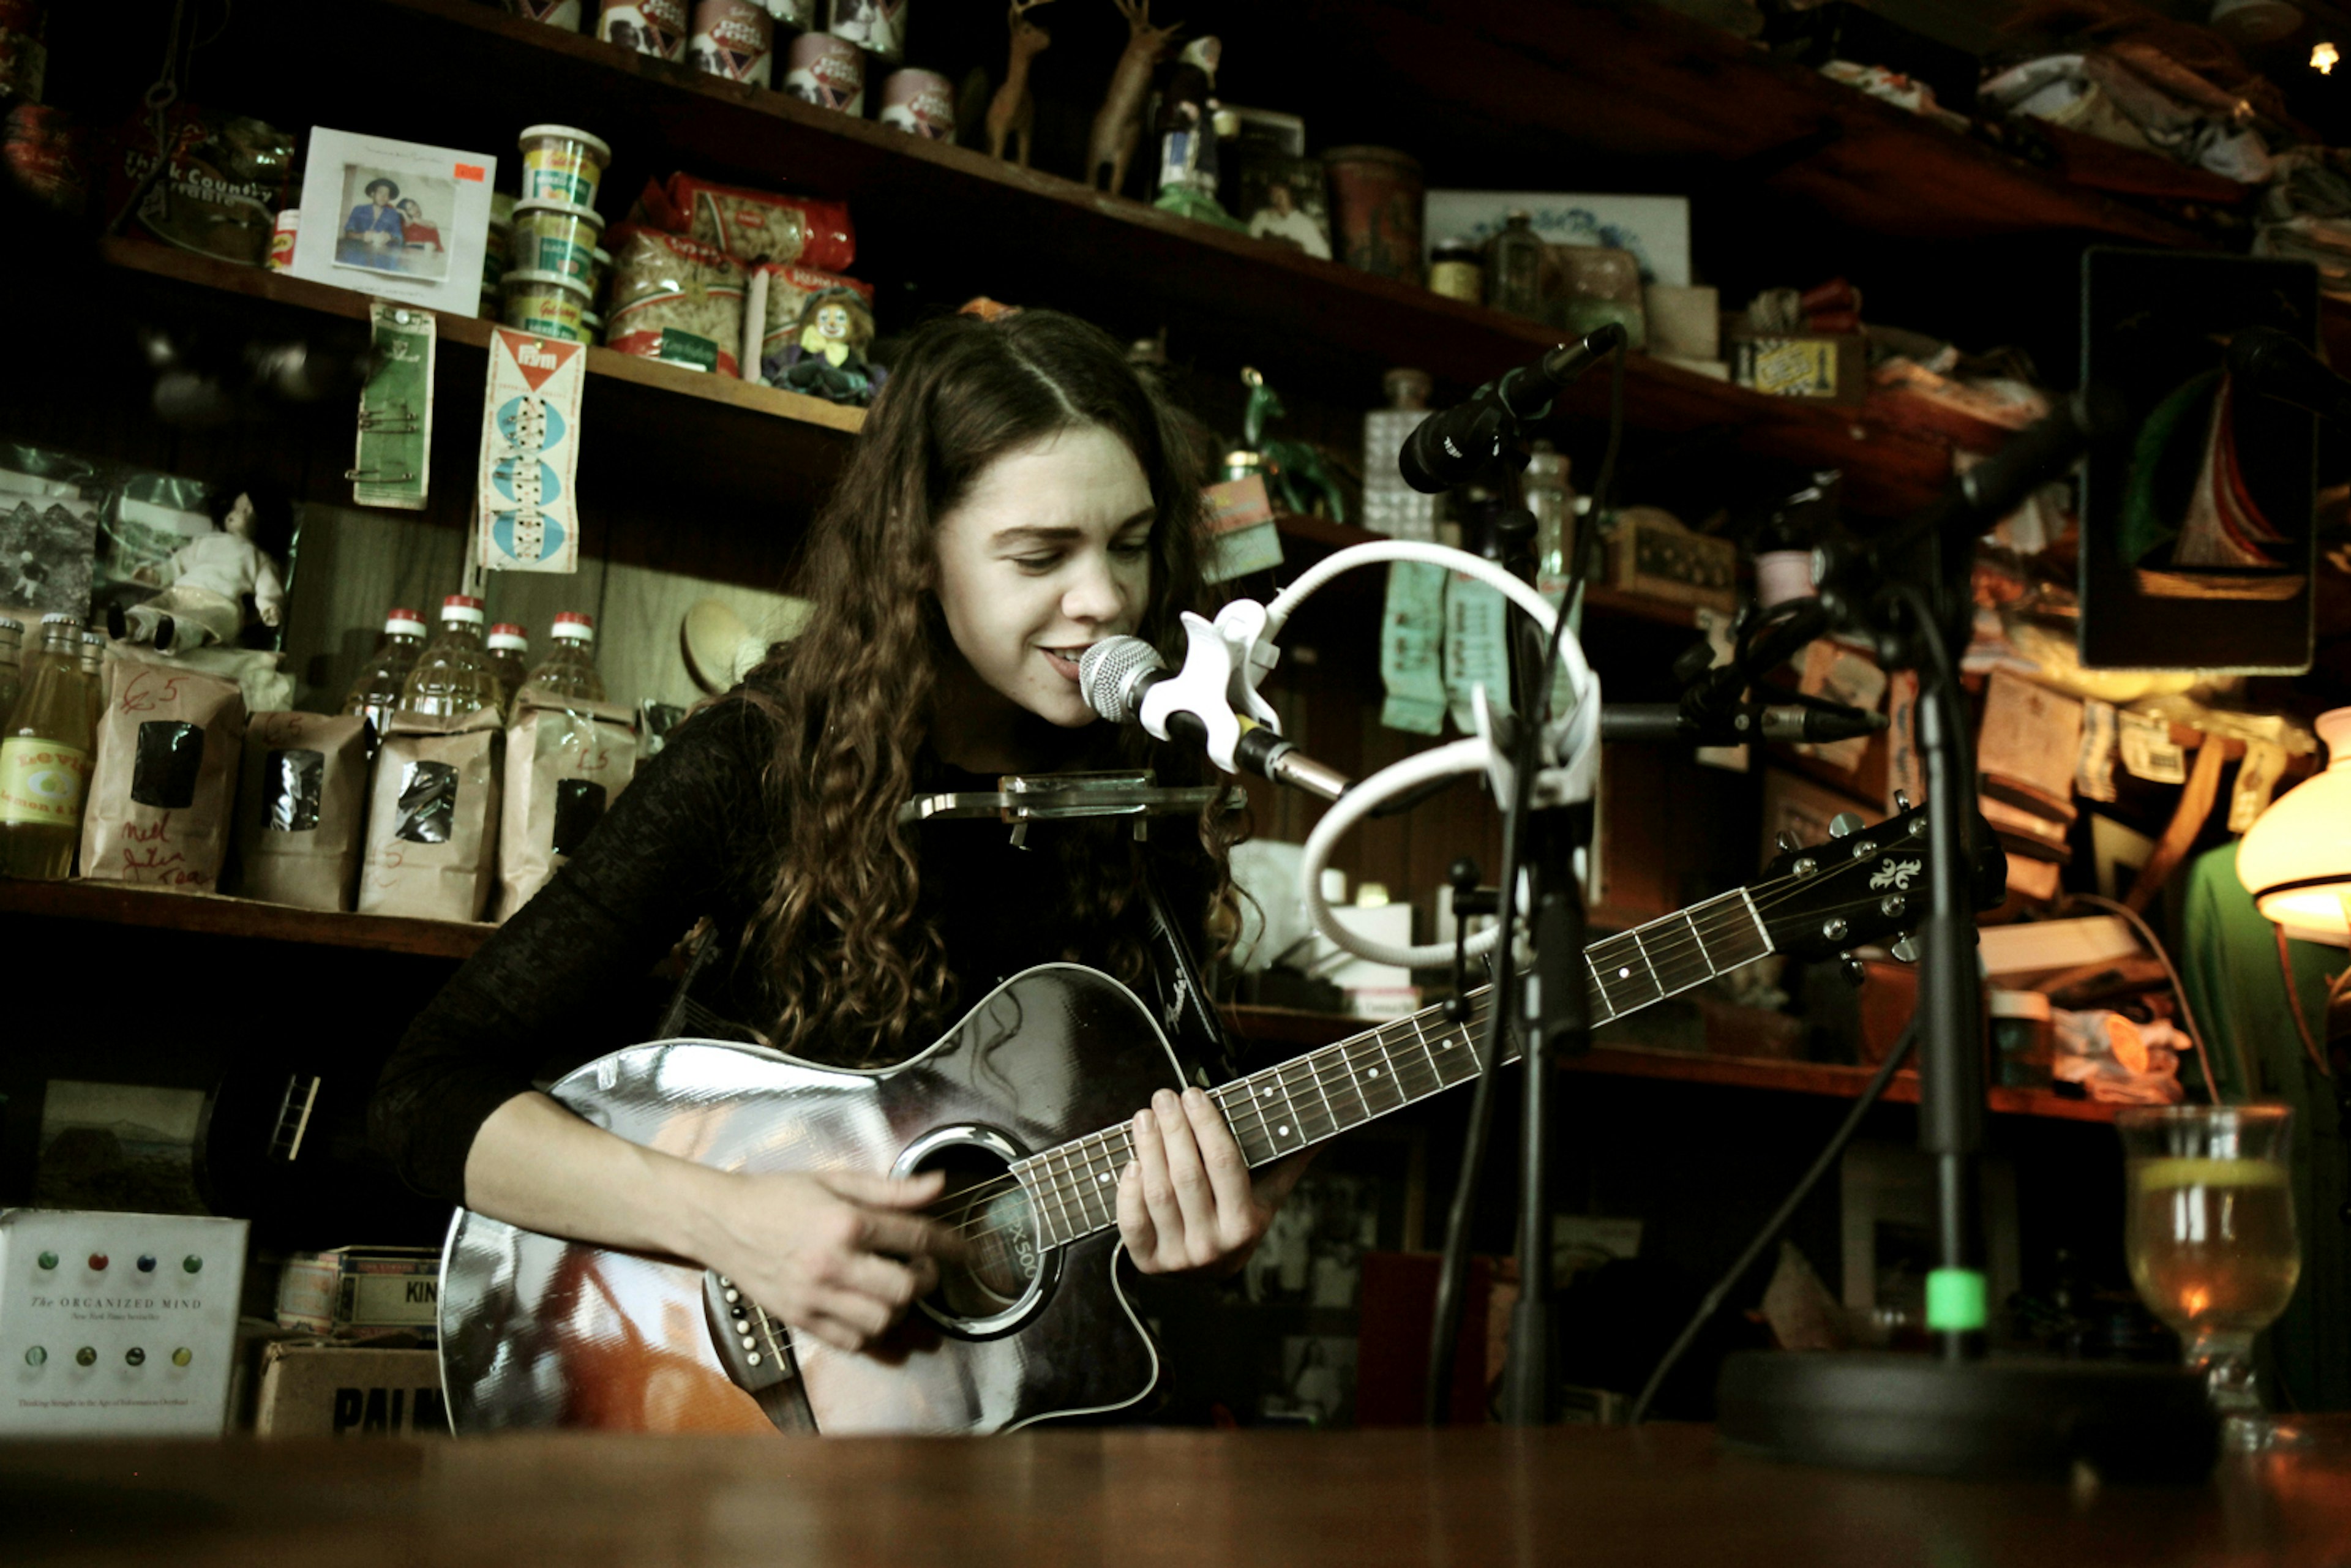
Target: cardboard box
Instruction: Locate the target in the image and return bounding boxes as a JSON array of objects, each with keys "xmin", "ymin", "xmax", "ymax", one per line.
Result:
[
  {"xmin": 252, "ymin": 1341, "xmax": 446, "ymax": 1437},
  {"xmin": 1723, "ymin": 318, "xmax": 1868, "ymax": 405}
]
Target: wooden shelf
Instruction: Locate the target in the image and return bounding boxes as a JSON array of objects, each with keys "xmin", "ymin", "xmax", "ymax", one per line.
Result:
[
  {"xmin": 0, "ymin": 878, "xmax": 489, "ymax": 961},
  {"xmin": 99, "ymin": 237, "xmax": 860, "ymax": 521},
  {"xmin": 0, "ymin": 885, "xmax": 2106, "ymax": 1121},
  {"xmin": 1226, "ymin": 1003, "xmax": 2118, "ymax": 1124},
  {"xmin": 183, "ymin": 0, "xmax": 2006, "ymax": 517}
]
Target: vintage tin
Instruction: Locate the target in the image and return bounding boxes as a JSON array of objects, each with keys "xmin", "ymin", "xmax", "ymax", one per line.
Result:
[
  {"xmin": 878, "ymin": 68, "xmax": 954, "ymax": 139},
  {"xmin": 827, "ymin": 0, "xmax": 906, "ymax": 64},
  {"xmin": 517, "ymin": 123, "xmax": 612, "ymax": 211},
  {"xmin": 596, "ymin": 0, "xmax": 687, "ymax": 60},
  {"xmin": 782, "ymin": 29, "xmax": 864, "ymax": 114},
  {"xmin": 691, "ymin": 0, "xmax": 774, "ymax": 86},
  {"xmin": 1322, "ymin": 145, "xmax": 1422, "ymax": 283}
]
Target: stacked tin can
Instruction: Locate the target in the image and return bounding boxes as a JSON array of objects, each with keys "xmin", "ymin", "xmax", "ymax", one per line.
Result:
[{"xmin": 498, "ymin": 124, "xmax": 613, "ymax": 342}]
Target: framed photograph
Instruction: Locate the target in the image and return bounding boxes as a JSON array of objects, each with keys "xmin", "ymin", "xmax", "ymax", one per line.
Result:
[
  {"xmin": 1234, "ymin": 151, "xmax": 1331, "ymax": 261},
  {"xmin": 2079, "ymin": 249, "xmax": 2318, "ymax": 672},
  {"xmin": 288, "ymin": 128, "xmax": 497, "ymax": 317},
  {"xmin": 1422, "ymin": 190, "xmax": 1691, "ymax": 287}
]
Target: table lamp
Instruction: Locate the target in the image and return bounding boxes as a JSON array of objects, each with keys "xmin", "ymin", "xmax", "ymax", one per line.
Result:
[{"xmin": 2237, "ymin": 708, "xmax": 2351, "ymax": 947}]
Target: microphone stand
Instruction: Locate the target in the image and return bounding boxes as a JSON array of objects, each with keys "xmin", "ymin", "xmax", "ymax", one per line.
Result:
[{"xmin": 1714, "ymin": 389, "xmax": 2220, "ymax": 1481}]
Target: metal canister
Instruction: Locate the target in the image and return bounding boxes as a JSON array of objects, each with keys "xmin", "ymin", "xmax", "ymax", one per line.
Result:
[
  {"xmin": 1427, "ymin": 236, "xmax": 1482, "ymax": 306},
  {"xmin": 596, "ymin": 0, "xmax": 687, "ymax": 59},
  {"xmin": 1321, "ymin": 146, "xmax": 1422, "ymax": 283},
  {"xmin": 690, "ymin": 0, "xmax": 774, "ymax": 86},
  {"xmin": 878, "ymin": 68, "xmax": 954, "ymax": 139},
  {"xmin": 827, "ymin": 0, "xmax": 906, "ymax": 65},
  {"xmin": 782, "ymin": 29, "xmax": 864, "ymax": 114}
]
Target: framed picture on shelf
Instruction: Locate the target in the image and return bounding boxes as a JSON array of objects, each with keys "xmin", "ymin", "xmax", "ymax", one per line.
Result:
[{"xmin": 287, "ymin": 128, "xmax": 497, "ymax": 317}]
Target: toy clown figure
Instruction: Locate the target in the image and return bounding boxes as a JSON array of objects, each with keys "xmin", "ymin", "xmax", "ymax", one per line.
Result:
[
  {"xmin": 109, "ymin": 487, "xmax": 289, "ymax": 655},
  {"xmin": 771, "ymin": 287, "xmax": 887, "ymax": 406}
]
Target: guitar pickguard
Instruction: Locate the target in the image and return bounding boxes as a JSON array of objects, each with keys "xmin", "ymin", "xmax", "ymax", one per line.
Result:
[{"xmin": 439, "ymin": 966, "xmax": 1188, "ymax": 1436}]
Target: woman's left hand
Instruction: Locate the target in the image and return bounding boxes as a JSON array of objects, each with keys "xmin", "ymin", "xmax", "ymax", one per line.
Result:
[{"xmin": 1118, "ymin": 1086, "xmax": 1314, "ymax": 1277}]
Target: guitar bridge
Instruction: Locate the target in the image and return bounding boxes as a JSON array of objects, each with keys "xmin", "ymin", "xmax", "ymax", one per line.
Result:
[{"xmin": 702, "ymin": 1271, "xmax": 814, "ymax": 1430}]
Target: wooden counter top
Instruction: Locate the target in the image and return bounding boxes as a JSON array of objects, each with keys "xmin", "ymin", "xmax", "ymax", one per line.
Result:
[{"xmin": 6, "ymin": 1420, "xmax": 2348, "ymax": 1566}]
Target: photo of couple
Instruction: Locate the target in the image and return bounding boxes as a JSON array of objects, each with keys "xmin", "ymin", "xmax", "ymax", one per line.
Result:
[{"xmin": 335, "ymin": 167, "xmax": 452, "ymax": 280}]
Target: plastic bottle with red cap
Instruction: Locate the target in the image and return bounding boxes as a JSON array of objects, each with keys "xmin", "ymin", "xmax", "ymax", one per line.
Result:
[
  {"xmin": 399, "ymin": 595, "xmax": 507, "ymax": 719},
  {"xmin": 519, "ymin": 611, "xmax": 606, "ymax": 705},
  {"xmin": 485, "ymin": 623, "xmax": 531, "ymax": 713},
  {"xmin": 342, "ymin": 607, "xmax": 431, "ymax": 740}
]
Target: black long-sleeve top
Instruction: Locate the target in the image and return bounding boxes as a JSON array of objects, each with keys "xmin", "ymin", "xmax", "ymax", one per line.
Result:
[{"xmin": 367, "ymin": 694, "xmax": 1221, "ymax": 1206}]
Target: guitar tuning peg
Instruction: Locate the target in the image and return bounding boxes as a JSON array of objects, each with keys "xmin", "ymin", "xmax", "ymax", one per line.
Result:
[
  {"xmin": 1774, "ymin": 830, "xmax": 1802, "ymax": 855},
  {"xmin": 1841, "ymin": 954, "xmax": 1867, "ymax": 987},
  {"xmin": 1828, "ymin": 812, "xmax": 1864, "ymax": 839},
  {"xmin": 1889, "ymin": 934, "xmax": 1919, "ymax": 963},
  {"xmin": 1893, "ymin": 790, "xmax": 1913, "ymax": 812}
]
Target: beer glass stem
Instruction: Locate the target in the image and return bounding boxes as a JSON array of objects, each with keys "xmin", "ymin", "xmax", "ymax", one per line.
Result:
[{"xmin": 2187, "ymin": 1330, "xmax": 2270, "ymax": 1448}]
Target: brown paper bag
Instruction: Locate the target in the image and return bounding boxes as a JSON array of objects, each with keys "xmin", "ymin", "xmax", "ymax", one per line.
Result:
[
  {"xmin": 358, "ymin": 708, "xmax": 503, "ymax": 921},
  {"xmin": 497, "ymin": 696, "xmax": 639, "ymax": 920},
  {"xmin": 231, "ymin": 711, "xmax": 371, "ymax": 911},
  {"xmin": 80, "ymin": 661, "xmax": 246, "ymax": 890}
]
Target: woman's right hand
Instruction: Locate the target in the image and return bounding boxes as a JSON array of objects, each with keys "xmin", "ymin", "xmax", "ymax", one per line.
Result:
[{"xmin": 694, "ymin": 1168, "xmax": 964, "ymax": 1352}]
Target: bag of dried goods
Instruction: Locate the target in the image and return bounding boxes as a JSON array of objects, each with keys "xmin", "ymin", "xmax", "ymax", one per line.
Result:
[
  {"xmin": 358, "ymin": 708, "xmax": 502, "ymax": 921},
  {"xmin": 231, "ymin": 710, "xmax": 369, "ymax": 911},
  {"xmin": 103, "ymin": 105, "xmax": 296, "ymax": 267},
  {"xmin": 606, "ymin": 224, "xmax": 746, "ymax": 375},
  {"xmin": 497, "ymin": 694, "xmax": 638, "ymax": 920},
  {"xmin": 80, "ymin": 659, "xmax": 246, "ymax": 891},
  {"xmin": 664, "ymin": 173, "xmax": 854, "ymax": 270}
]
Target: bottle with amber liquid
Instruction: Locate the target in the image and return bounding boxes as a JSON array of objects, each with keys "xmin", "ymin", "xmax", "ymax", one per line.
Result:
[
  {"xmin": 486, "ymin": 624, "xmax": 532, "ymax": 714},
  {"xmin": 0, "ymin": 614, "xmax": 101, "ymax": 880},
  {"xmin": 399, "ymin": 595, "xmax": 507, "ymax": 720},
  {"xmin": 519, "ymin": 612, "xmax": 606, "ymax": 705},
  {"xmin": 342, "ymin": 607, "xmax": 430, "ymax": 741},
  {"xmin": 0, "ymin": 614, "xmax": 23, "ymax": 726}
]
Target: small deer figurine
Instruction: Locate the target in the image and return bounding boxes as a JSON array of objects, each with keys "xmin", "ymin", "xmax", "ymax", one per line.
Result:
[
  {"xmin": 985, "ymin": 0, "xmax": 1053, "ymax": 168},
  {"xmin": 1086, "ymin": 0, "xmax": 1180, "ymax": 195}
]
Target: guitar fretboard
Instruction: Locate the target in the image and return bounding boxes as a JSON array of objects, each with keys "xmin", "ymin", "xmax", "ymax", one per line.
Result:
[{"xmin": 1011, "ymin": 886, "xmax": 1772, "ymax": 1250}]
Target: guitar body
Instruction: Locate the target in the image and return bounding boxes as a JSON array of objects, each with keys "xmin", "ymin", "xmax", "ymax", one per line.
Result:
[{"xmin": 439, "ymin": 965, "xmax": 1186, "ymax": 1436}]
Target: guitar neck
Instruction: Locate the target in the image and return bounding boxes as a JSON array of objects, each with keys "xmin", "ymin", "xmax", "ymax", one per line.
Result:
[{"xmin": 1014, "ymin": 885, "xmax": 1774, "ymax": 1250}]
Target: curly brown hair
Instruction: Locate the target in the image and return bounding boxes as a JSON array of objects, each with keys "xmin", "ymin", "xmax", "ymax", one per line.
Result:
[{"xmin": 738, "ymin": 309, "xmax": 1237, "ymax": 1063}]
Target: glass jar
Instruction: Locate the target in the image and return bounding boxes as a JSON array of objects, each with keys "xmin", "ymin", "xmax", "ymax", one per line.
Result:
[
  {"xmin": 1427, "ymin": 237, "xmax": 1482, "ymax": 306},
  {"xmin": 1483, "ymin": 211, "xmax": 1550, "ymax": 323}
]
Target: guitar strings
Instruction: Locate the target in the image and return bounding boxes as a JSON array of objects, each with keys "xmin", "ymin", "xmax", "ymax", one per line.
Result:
[{"xmin": 912, "ymin": 842, "xmax": 1933, "ymax": 1250}]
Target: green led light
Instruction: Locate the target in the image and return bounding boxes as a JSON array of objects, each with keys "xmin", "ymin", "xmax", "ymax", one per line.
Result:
[
  {"xmin": 73, "ymin": 1347, "xmax": 95, "ymax": 1368},
  {"xmin": 182, "ymin": 1256, "xmax": 202, "ymax": 1274},
  {"xmin": 171, "ymin": 1348, "xmax": 192, "ymax": 1368},
  {"xmin": 1926, "ymin": 1268, "xmax": 1989, "ymax": 1333},
  {"xmin": 35, "ymin": 1251, "xmax": 56, "ymax": 1271},
  {"xmin": 24, "ymin": 1347, "xmax": 44, "ymax": 1367},
  {"xmin": 124, "ymin": 1348, "xmax": 144, "ymax": 1367}
]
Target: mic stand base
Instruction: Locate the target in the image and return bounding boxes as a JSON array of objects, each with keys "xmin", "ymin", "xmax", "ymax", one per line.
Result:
[{"xmin": 1717, "ymin": 1351, "xmax": 2216, "ymax": 1482}]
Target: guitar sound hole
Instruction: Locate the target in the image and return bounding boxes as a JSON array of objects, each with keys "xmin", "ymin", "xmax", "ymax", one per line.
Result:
[{"xmin": 914, "ymin": 1142, "xmax": 1040, "ymax": 1324}]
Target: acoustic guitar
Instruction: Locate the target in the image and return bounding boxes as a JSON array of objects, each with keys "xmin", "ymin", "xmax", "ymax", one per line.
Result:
[{"xmin": 440, "ymin": 804, "xmax": 1964, "ymax": 1435}]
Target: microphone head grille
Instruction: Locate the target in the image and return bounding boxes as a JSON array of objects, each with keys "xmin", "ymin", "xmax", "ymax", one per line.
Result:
[{"xmin": 1078, "ymin": 637, "xmax": 1163, "ymax": 722}]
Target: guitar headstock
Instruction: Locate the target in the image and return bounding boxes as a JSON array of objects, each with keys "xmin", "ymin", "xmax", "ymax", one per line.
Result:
[{"xmin": 1755, "ymin": 803, "xmax": 1935, "ymax": 962}]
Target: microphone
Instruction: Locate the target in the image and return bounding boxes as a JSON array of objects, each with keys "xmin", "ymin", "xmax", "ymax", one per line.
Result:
[
  {"xmin": 1398, "ymin": 323, "xmax": 1628, "ymax": 493},
  {"xmin": 1602, "ymin": 702, "xmax": 1888, "ymax": 746},
  {"xmin": 2226, "ymin": 325, "xmax": 2351, "ymax": 426},
  {"xmin": 1079, "ymin": 636, "xmax": 1351, "ymax": 801}
]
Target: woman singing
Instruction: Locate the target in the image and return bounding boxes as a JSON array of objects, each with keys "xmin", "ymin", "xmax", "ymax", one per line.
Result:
[{"xmin": 370, "ymin": 309, "xmax": 1309, "ymax": 1378}]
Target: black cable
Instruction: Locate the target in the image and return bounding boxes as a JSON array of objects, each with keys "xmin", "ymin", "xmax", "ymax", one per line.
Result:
[
  {"xmin": 1627, "ymin": 1017, "xmax": 1920, "ymax": 1425},
  {"xmin": 1425, "ymin": 348, "xmax": 1625, "ymax": 1422}
]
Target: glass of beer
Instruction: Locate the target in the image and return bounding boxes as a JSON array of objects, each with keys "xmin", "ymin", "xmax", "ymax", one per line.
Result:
[{"xmin": 2118, "ymin": 1104, "xmax": 2301, "ymax": 1450}]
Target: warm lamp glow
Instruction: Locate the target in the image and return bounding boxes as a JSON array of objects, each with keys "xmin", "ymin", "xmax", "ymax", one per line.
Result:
[
  {"xmin": 2238, "ymin": 708, "xmax": 2351, "ymax": 947},
  {"xmin": 2315, "ymin": 40, "xmax": 2340, "ymax": 73}
]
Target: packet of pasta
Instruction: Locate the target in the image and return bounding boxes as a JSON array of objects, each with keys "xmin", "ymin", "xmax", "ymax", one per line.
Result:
[
  {"xmin": 606, "ymin": 225, "xmax": 747, "ymax": 377},
  {"xmin": 664, "ymin": 173, "xmax": 854, "ymax": 271}
]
